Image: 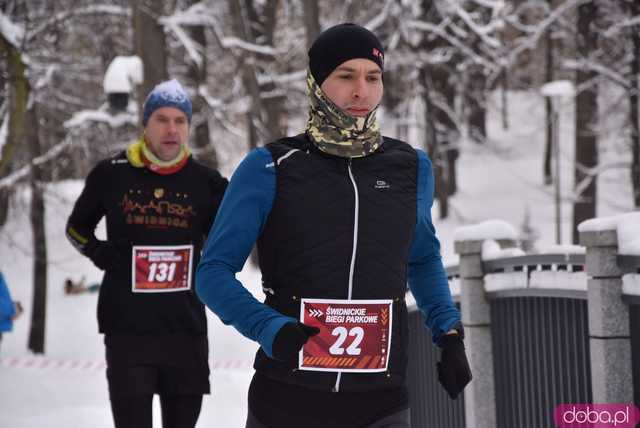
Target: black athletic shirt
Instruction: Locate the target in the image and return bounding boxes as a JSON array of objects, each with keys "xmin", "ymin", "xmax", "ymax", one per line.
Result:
[{"xmin": 67, "ymin": 152, "xmax": 227, "ymax": 336}]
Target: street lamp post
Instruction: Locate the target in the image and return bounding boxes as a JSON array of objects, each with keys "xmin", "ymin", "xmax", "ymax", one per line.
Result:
[{"xmin": 540, "ymin": 80, "xmax": 575, "ymax": 245}]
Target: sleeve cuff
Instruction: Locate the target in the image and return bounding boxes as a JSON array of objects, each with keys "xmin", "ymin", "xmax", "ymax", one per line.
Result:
[{"xmin": 260, "ymin": 315, "xmax": 299, "ymax": 358}]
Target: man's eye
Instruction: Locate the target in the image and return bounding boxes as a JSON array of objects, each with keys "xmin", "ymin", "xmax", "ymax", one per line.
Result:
[
  {"xmin": 338, "ymin": 74, "xmax": 353, "ymax": 80},
  {"xmin": 367, "ymin": 76, "xmax": 380, "ymax": 82}
]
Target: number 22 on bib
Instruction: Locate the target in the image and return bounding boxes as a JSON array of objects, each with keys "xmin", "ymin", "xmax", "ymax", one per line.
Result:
[
  {"xmin": 132, "ymin": 245, "xmax": 193, "ymax": 293},
  {"xmin": 299, "ymin": 299, "xmax": 393, "ymax": 373}
]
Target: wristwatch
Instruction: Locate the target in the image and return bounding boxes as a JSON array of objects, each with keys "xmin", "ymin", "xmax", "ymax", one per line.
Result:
[{"xmin": 445, "ymin": 322, "xmax": 465, "ymax": 339}]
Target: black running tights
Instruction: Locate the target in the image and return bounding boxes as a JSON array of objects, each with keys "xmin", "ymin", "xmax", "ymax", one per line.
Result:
[{"xmin": 110, "ymin": 394, "xmax": 203, "ymax": 428}]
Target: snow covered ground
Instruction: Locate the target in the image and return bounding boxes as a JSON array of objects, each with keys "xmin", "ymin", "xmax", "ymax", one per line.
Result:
[{"xmin": 0, "ymin": 89, "xmax": 636, "ymax": 427}]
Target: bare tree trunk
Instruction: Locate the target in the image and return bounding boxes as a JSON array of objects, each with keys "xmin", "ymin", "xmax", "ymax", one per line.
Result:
[
  {"xmin": 132, "ymin": 0, "xmax": 168, "ymax": 124},
  {"xmin": 500, "ymin": 67, "xmax": 508, "ymax": 130},
  {"xmin": 421, "ymin": 69, "xmax": 448, "ymax": 219},
  {"xmin": 630, "ymin": 0, "xmax": 640, "ymax": 208},
  {"xmin": 228, "ymin": 0, "xmax": 263, "ymax": 150},
  {"xmin": 429, "ymin": 58, "xmax": 458, "ymax": 197},
  {"xmin": 465, "ymin": 1, "xmax": 488, "ymax": 145},
  {"xmin": 0, "ymin": 38, "xmax": 28, "ymax": 178},
  {"xmin": 227, "ymin": 0, "xmax": 285, "ymax": 146},
  {"xmin": 544, "ymin": 13, "xmax": 554, "ymax": 185},
  {"xmin": 0, "ymin": 35, "xmax": 30, "ymax": 226},
  {"xmin": 419, "ymin": 0, "xmax": 456, "ymax": 210},
  {"xmin": 186, "ymin": 3, "xmax": 218, "ymax": 169},
  {"xmin": 0, "ymin": 189, "xmax": 9, "ymax": 227},
  {"xmin": 467, "ymin": 65, "xmax": 487, "ymax": 144},
  {"xmin": 256, "ymin": 0, "xmax": 286, "ymax": 141},
  {"xmin": 572, "ymin": 2, "xmax": 598, "ymax": 244},
  {"xmin": 26, "ymin": 104, "xmax": 48, "ymax": 354},
  {"xmin": 379, "ymin": 63, "xmax": 406, "ymax": 141},
  {"xmin": 302, "ymin": 0, "xmax": 320, "ymax": 49}
]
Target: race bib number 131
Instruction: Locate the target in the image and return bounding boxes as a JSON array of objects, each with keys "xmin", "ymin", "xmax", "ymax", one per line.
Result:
[
  {"xmin": 299, "ymin": 298, "xmax": 393, "ymax": 373},
  {"xmin": 132, "ymin": 245, "xmax": 193, "ymax": 293}
]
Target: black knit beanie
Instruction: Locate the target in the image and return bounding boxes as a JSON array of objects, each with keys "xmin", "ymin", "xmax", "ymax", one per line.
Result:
[{"xmin": 308, "ymin": 23, "xmax": 384, "ymax": 86}]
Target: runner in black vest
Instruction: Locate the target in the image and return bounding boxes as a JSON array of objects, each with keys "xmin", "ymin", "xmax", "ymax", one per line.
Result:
[
  {"xmin": 66, "ymin": 79, "xmax": 228, "ymax": 428},
  {"xmin": 196, "ymin": 24, "xmax": 471, "ymax": 428}
]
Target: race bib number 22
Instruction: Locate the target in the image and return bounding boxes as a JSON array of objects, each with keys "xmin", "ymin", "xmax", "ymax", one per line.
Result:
[
  {"xmin": 132, "ymin": 245, "xmax": 193, "ymax": 293},
  {"xmin": 299, "ymin": 298, "xmax": 393, "ymax": 373}
]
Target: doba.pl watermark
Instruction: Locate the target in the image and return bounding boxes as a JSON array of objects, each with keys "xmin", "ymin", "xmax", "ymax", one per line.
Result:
[{"xmin": 555, "ymin": 404, "xmax": 640, "ymax": 427}]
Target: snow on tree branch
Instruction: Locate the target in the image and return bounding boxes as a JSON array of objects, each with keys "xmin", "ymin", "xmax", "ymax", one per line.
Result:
[
  {"xmin": 1, "ymin": 102, "xmax": 138, "ymax": 190},
  {"xmin": 407, "ymin": 19, "xmax": 500, "ymax": 71},
  {"xmin": 563, "ymin": 59, "xmax": 630, "ymax": 89},
  {"xmin": 35, "ymin": 65, "xmax": 58, "ymax": 90},
  {"xmin": 0, "ymin": 11, "xmax": 25, "ymax": 48},
  {"xmin": 63, "ymin": 108, "xmax": 137, "ymax": 130},
  {"xmin": 0, "ymin": 135, "xmax": 74, "ymax": 190},
  {"xmin": 159, "ymin": 1, "xmax": 219, "ymax": 68},
  {"xmin": 256, "ymin": 70, "xmax": 306, "ymax": 86},
  {"xmin": 603, "ymin": 15, "xmax": 640, "ymax": 38},
  {"xmin": 470, "ymin": 0, "xmax": 505, "ymax": 10},
  {"xmin": 505, "ymin": 0, "xmax": 588, "ymax": 67},
  {"xmin": 365, "ymin": 0, "xmax": 396, "ymax": 32},
  {"xmin": 575, "ymin": 160, "xmax": 631, "ymax": 179},
  {"xmin": 198, "ymin": 85, "xmax": 223, "ymax": 109},
  {"xmin": 28, "ymin": 5, "xmax": 130, "ymax": 42},
  {"xmin": 452, "ymin": 4, "xmax": 501, "ymax": 49},
  {"xmin": 160, "ymin": 2, "xmax": 212, "ymax": 27},
  {"xmin": 162, "ymin": 19, "xmax": 203, "ymax": 69},
  {"xmin": 219, "ymin": 36, "xmax": 282, "ymax": 56}
]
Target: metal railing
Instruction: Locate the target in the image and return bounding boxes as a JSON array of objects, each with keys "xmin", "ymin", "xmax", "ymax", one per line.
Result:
[
  {"xmin": 407, "ymin": 305, "xmax": 465, "ymax": 428},
  {"xmin": 491, "ymin": 295, "xmax": 592, "ymax": 427},
  {"xmin": 484, "ymin": 255, "xmax": 592, "ymax": 428},
  {"xmin": 408, "ymin": 254, "xmax": 587, "ymax": 427},
  {"xmin": 407, "ymin": 252, "xmax": 640, "ymax": 426}
]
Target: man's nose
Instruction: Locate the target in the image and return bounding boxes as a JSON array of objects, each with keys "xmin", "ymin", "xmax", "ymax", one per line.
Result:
[
  {"xmin": 167, "ymin": 121, "xmax": 178, "ymax": 134},
  {"xmin": 352, "ymin": 76, "xmax": 368, "ymax": 99}
]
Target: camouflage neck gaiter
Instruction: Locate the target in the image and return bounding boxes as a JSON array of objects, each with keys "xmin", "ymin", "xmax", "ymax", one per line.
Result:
[{"xmin": 305, "ymin": 71, "xmax": 382, "ymax": 158}]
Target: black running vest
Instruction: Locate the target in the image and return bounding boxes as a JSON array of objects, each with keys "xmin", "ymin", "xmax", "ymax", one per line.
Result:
[{"xmin": 255, "ymin": 134, "xmax": 418, "ymax": 392}]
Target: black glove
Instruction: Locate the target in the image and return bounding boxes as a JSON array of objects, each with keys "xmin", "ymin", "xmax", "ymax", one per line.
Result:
[
  {"xmin": 85, "ymin": 238, "xmax": 130, "ymax": 271},
  {"xmin": 437, "ymin": 334, "xmax": 472, "ymax": 399},
  {"xmin": 272, "ymin": 322, "xmax": 320, "ymax": 361}
]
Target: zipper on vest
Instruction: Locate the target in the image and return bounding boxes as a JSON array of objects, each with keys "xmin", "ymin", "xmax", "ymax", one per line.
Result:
[{"xmin": 334, "ymin": 158, "xmax": 360, "ymax": 393}]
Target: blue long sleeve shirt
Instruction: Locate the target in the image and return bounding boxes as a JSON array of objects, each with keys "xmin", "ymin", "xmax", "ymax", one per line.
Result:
[{"xmin": 196, "ymin": 147, "xmax": 460, "ymax": 358}]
